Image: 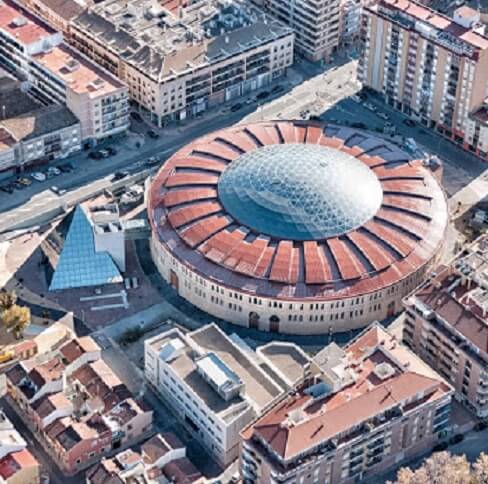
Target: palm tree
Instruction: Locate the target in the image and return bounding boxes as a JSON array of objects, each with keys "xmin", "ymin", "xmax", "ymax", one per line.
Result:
[{"xmin": 0, "ymin": 290, "xmax": 17, "ymax": 311}]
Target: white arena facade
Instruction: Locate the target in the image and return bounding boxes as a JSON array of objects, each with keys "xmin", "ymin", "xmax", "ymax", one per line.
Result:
[{"xmin": 147, "ymin": 121, "xmax": 448, "ymax": 334}]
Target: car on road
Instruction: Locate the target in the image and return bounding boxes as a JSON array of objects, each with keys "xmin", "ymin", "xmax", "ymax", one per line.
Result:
[
  {"xmin": 351, "ymin": 95, "xmax": 361, "ymax": 103},
  {"xmin": 271, "ymin": 85, "xmax": 284, "ymax": 94},
  {"xmin": 17, "ymin": 177, "xmax": 32, "ymax": 187},
  {"xmin": 433, "ymin": 441, "xmax": 449, "ymax": 452},
  {"xmin": 58, "ymin": 162, "xmax": 74, "ymax": 173},
  {"xmin": 147, "ymin": 130, "xmax": 160, "ymax": 139},
  {"xmin": 377, "ymin": 112, "xmax": 389, "ymax": 120},
  {"xmin": 112, "ymin": 170, "xmax": 130, "ymax": 181},
  {"xmin": 31, "ymin": 172, "xmax": 46, "ymax": 182},
  {"xmin": 351, "ymin": 122, "xmax": 367, "ymax": 129},
  {"xmin": 47, "ymin": 166, "xmax": 61, "ymax": 176},
  {"xmin": 0, "ymin": 184, "xmax": 14, "ymax": 194},
  {"xmin": 107, "ymin": 147, "xmax": 117, "ymax": 156},
  {"xmin": 50, "ymin": 186, "xmax": 66, "ymax": 195},
  {"xmin": 230, "ymin": 103, "xmax": 242, "ymax": 112},
  {"xmin": 145, "ymin": 156, "xmax": 160, "ymax": 166},
  {"xmin": 89, "ymin": 151, "xmax": 103, "ymax": 160},
  {"xmin": 256, "ymin": 90, "xmax": 270, "ymax": 100},
  {"xmin": 402, "ymin": 118, "xmax": 416, "ymax": 127},
  {"xmin": 130, "ymin": 111, "xmax": 142, "ymax": 122},
  {"xmin": 245, "ymin": 97, "xmax": 255, "ymax": 105},
  {"xmin": 449, "ymin": 434, "xmax": 465, "ymax": 445},
  {"xmin": 364, "ymin": 102, "xmax": 376, "ymax": 112}
]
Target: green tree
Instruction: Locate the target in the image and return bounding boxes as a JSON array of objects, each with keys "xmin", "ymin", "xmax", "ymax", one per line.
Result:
[
  {"xmin": 0, "ymin": 290, "xmax": 17, "ymax": 311},
  {"xmin": 1, "ymin": 304, "xmax": 31, "ymax": 339}
]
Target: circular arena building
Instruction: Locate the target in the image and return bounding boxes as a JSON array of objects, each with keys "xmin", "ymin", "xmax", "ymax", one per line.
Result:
[{"xmin": 147, "ymin": 121, "xmax": 448, "ymax": 334}]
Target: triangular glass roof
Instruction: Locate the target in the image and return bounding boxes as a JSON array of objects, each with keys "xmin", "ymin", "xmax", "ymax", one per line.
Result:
[{"xmin": 49, "ymin": 205, "xmax": 122, "ymax": 291}]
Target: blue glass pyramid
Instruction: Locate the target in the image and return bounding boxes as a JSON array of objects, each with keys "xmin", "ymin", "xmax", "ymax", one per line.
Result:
[{"xmin": 49, "ymin": 205, "xmax": 122, "ymax": 291}]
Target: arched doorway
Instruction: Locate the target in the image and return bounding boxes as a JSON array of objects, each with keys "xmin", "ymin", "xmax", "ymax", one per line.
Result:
[
  {"xmin": 248, "ymin": 311, "xmax": 260, "ymax": 329},
  {"xmin": 269, "ymin": 315, "xmax": 280, "ymax": 332}
]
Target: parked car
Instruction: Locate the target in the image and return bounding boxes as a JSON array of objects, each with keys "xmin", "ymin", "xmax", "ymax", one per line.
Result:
[
  {"xmin": 256, "ymin": 90, "xmax": 270, "ymax": 100},
  {"xmin": 147, "ymin": 130, "xmax": 159, "ymax": 139},
  {"xmin": 271, "ymin": 85, "xmax": 284, "ymax": 94},
  {"xmin": 17, "ymin": 177, "xmax": 32, "ymax": 186},
  {"xmin": 402, "ymin": 118, "xmax": 416, "ymax": 127},
  {"xmin": 351, "ymin": 122, "xmax": 367, "ymax": 129},
  {"xmin": 351, "ymin": 95, "xmax": 361, "ymax": 103},
  {"xmin": 364, "ymin": 102, "xmax": 376, "ymax": 112},
  {"xmin": 107, "ymin": 147, "xmax": 117, "ymax": 156},
  {"xmin": 112, "ymin": 170, "xmax": 129, "ymax": 181},
  {"xmin": 245, "ymin": 97, "xmax": 255, "ymax": 105},
  {"xmin": 58, "ymin": 162, "xmax": 74, "ymax": 172},
  {"xmin": 145, "ymin": 156, "xmax": 160, "ymax": 166},
  {"xmin": 377, "ymin": 111, "xmax": 389, "ymax": 120},
  {"xmin": 31, "ymin": 172, "xmax": 46, "ymax": 182},
  {"xmin": 50, "ymin": 186, "xmax": 66, "ymax": 195},
  {"xmin": 99, "ymin": 149, "xmax": 111, "ymax": 158},
  {"xmin": 433, "ymin": 441, "xmax": 449, "ymax": 452},
  {"xmin": 474, "ymin": 421, "xmax": 488, "ymax": 432},
  {"xmin": 230, "ymin": 103, "xmax": 242, "ymax": 112},
  {"xmin": 47, "ymin": 166, "xmax": 61, "ymax": 176},
  {"xmin": 89, "ymin": 151, "xmax": 103, "ymax": 160},
  {"xmin": 0, "ymin": 184, "xmax": 14, "ymax": 194},
  {"xmin": 449, "ymin": 434, "xmax": 465, "ymax": 445}
]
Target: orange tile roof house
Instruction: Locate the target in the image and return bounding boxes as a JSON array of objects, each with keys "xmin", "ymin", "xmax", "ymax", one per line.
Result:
[
  {"xmin": 5, "ymin": 336, "xmax": 153, "ymax": 475},
  {"xmin": 240, "ymin": 323, "xmax": 453, "ymax": 484}
]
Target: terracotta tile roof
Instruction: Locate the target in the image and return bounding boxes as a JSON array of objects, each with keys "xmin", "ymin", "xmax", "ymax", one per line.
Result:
[
  {"xmin": 163, "ymin": 457, "xmax": 202, "ymax": 483},
  {"xmin": 243, "ymin": 324, "xmax": 451, "ymax": 460},
  {"xmin": 148, "ymin": 121, "xmax": 447, "ymax": 301},
  {"xmin": 142, "ymin": 432, "xmax": 184, "ymax": 464}
]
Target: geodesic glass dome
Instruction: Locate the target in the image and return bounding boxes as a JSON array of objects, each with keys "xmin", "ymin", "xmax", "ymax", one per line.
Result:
[{"xmin": 218, "ymin": 144, "xmax": 383, "ymax": 240}]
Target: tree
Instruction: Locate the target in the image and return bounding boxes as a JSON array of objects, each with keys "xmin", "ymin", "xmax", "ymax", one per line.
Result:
[
  {"xmin": 0, "ymin": 290, "xmax": 17, "ymax": 311},
  {"xmin": 390, "ymin": 452, "xmax": 472, "ymax": 484},
  {"xmin": 473, "ymin": 453, "xmax": 488, "ymax": 484},
  {"xmin": 1, "ymin": 304, "xmax": 31, "ymax": 339}
]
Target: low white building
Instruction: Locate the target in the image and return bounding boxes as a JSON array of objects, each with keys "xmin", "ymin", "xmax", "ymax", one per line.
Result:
[{"xmin": 145, "ymin": 324, "xmax": 308, "ymax": 466}]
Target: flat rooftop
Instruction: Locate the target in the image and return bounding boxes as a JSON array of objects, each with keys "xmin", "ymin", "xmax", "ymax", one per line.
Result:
[
  {"xmin": 33, "ymin": 44, "xmax": 125, "ymax": 97},
  {"xmin": 0, "ymin": 0, "xmax": 56, "ymax": 46},
  {"xmin": 73, "ymin": 0, "xmax": 292, "ymax": 81},
  {"xmin": 257, "ymin": 342, "xmax": 310, "ymax": 386}
]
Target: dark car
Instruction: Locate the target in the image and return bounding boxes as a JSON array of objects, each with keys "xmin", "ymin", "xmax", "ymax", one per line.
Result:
[
  {"xmin": 89, "ymin": 151, "xmax": 103, "ymax": 160},
  {"xmin": 402, "ymin": 119, "xmax": 416, "ymax": 127},
  {"xmin": 107, "ymin": 147, "xmax": 117, "ymax": 156},
  {"xmin": 256, "ymin": 90, "xmax": 270, "ymax": 100},
  {"xmin": 58, "ymin": 162, "xmax": 74, "ymax": 173},
  {"xmin": 147, "ymin": 130, "xmax": 160, "ymax": 139},
  {"xmin": 474, "ymin": 422, "xmax": 488, "ymax": 432},
  {"xmin": 271, "ymin": 85, "xmax": 284, "ymax": 94},
  {"xmin": 0, "ymin": 184, "xmax": 14, "ymax": 194},
  {"xmin": 449, "ymin": 434, "xmax": 464, "ymax": 445},
  {"xmin": 433, "ymin": 442, "xmax": 448, "ymax": 452},
  {"xmin": 351, "ymin": 122, "xmax": 367, "ymax": 129},
  {"xmin": 112, "ymin": 171, "xmax": 129, "ymax": 181},
  {"xmin": 130, "ymin": 112, "xmax": 142, "ymax": 122},
  {"xmin": 230, "ymin": 103, "xmax": 242, "ymax": 112}
]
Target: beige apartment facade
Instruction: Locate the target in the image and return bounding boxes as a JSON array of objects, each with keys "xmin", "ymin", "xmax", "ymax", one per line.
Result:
[
  {"xmin": 403, "ymin": 235, "xmax": 488, "ymax": 419},
  {"xmin": 70, "ymin": 0, "xmax": 294, "ymax": 127},
  {"xmin": 262, "ymin": 0, "xmax": 341, "ymax": 61},
  {"xmin": 359, "ymin": 0, "xmax": 488, "ymax": 160}
]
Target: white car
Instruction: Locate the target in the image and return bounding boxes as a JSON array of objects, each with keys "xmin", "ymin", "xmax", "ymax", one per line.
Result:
[
  {"xmin": 31, "ymin": 172, "xmax": 46, "ymax": 182},
  {"xmin": 351, "ymin": 95, "xmax": 361, "ymax": 103},
  {"xmin": 377, "ymin": 112, "xmax": 389, "ymax": 120},
  {"xmin": 47, "ymin": 166, "xmax": 61, "ymax": 176},
  {"xmin": 364, "ymin": 102, "xmax": 376, "ymax": 112}
]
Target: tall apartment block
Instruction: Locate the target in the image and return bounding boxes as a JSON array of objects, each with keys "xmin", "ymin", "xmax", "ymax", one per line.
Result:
[
  {"xmin": 240, "ymin": 323, "xmax": 453, "ymax": 484},
  {"xmin": 359, "ymin": 0, "xmax": 488, "ymax": 161},
  {"xmin": 70, "ymin": 0, "xmax": 294, "ymax": 127},
  {"xmin": 403, "ymin": 235, "xmax": 488, "ymax": 419},
  {"xmin": 0, "ymin": 0, "xmax": 130, "ymax": 145},
  {"xmin": 260, "ymin": 0, "xmax": 341, "ymax": 61}
]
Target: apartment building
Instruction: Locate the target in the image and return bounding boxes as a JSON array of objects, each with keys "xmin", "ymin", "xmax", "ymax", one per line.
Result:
[
  {"xmin": 339, "ymin": 0, "xmax": 362, "ymax": 46},
  {"xmin": 5, "ymin": 336, "xmax": 153, "ymax": 475},
  {"xmin": 240, "ymin": 322, "xmax": 453, "ymax": 484},
  {"xmin": 70, "ymin": 0, "xmax": 294, "ymax": 126},
  {"xmin": 144, "ymin": 323, "xmax": 310, "ymax": 466},
  {"xmin": 86, "ymin": 432, "xmax": 203, "ymax": 484},
  {"xmin": 0, "ymin": 409, "xmax": 40, "ymax": 484},
  {"xmin": 0, "ymin": 0, "xmax": 129, "ymax": 144},
  {"xmin": 261, "ymin": 0, "xmax": 340, "ymax": 61},
  {"xmin": 403, "ymin": 235, "xmax": 488, "ymax": 419},
  {"xmin": 359, "ymin": 0, "xmax": 488, "ymax": 161},
  {"xmin": 14, "ymin": 0, "xmax": 84, "ymax": 38}
]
